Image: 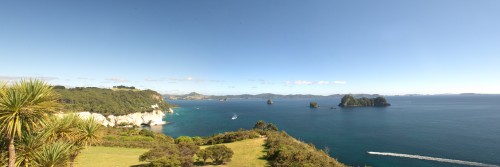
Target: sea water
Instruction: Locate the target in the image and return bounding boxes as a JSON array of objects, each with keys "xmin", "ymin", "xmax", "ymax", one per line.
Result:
[{"xmin": 158, "ymin": 95, "xmax": 500, "ymax": 167}]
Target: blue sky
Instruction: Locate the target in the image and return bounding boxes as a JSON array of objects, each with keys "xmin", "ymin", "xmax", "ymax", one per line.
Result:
[{"xmin": 1, "ymin": 0, "xmax": 499, "ymax": 95}]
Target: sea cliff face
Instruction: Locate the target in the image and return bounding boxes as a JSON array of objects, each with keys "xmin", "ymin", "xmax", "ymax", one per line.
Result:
[{"xmin": 72, "ymin": 108, "xmax": 174, "ymax": 127}]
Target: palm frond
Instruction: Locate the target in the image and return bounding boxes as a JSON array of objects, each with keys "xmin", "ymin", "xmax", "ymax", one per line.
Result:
[
  {"xmin": 0, "ymin": 79, "xmax": 59, "ymax": 139},
  {"xmin": 34, "ymin": 141, "xmax": 71, "ymax": 167}
]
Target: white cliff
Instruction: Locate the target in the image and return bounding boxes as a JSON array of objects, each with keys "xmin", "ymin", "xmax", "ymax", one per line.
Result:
[{"xmin": 73, "ymin": 108, "xmax": 173, "ymax": 127}]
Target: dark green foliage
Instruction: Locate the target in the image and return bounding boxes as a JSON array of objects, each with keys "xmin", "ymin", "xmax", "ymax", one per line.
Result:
[
  {"xmin": 175, "ymin": 136, "xmax": 193, "ymax": 144},
  {"xmin": 338, "ymin": 95, "xmax": 390, "ymax": 107},
  {"xmin": 205, "ymin": 145, "xmax": 233, "ymax": 165},
  {"xmin": 55, "ymin": 87, "xmax": 172, "ymax": 115},
  {"xmin": 139, "ymin": 144, "xmax": 181, "ymax": 167},
  {"xmin": 265, "ymin": 131, "xmax": 345, "ymax": 167},
  {"xmin": 253, "ymin": 120, "xmax": 279, "ymax": 135},
  {"xmin": 253, "ymin": 120, "xmax": 266, "ymax": 130},
  {"xmin": 310, "ymin": 102, "xmax": 318, "ymax": 108},
  {"xmin": 191, "ymin": 136, "xmax": 204, "ymax": 146},
  {"xmin": 101, "ymin": 128, "xmax": 174, "ymax": 148},
  {"xmin": 177, "ymin": 142, "xmax": 199, "ymax": 167},
  {"xmin": 113, "ymin": 85, "xmax": 136, "ymax": 89},
  {"xmin": 203, "ymin": 130, "xmax": 260, "ymax": 145},
  {"xmin": 52, "ymin": 85, "xmax": 66, "ymax": 89},
  {"xmin": 266, "ymin": 123, "xmax": 278, "ymax": 131},
  {"xmin": 140, "ymin": 142, "xmax": 199, "ymax": 167},
  {"xmin": 195, "ymin": 149, "xmax": 212, "ymax": 166}
]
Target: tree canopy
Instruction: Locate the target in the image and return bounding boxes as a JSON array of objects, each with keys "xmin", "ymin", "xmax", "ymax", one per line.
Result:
[
  {"xmin": 338, "ymin": 95, "xmax": 391, "ymax": 107},
  {"xmin": 55, "ymin": 87, "xmax": 172, "ymax": 115}
]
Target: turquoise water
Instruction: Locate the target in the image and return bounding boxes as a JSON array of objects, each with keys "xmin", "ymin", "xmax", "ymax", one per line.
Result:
[{"xmin": 159, "ymin": 95, "xmax": 500, "ymax": 167}]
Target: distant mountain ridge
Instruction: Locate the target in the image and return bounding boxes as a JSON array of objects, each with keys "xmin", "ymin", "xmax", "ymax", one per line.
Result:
[{"xmin": 164, "ymin": 92, "xmax": 383, "ymax": 100}]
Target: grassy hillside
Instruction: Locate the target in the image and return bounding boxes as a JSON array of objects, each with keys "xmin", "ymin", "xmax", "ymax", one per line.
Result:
[
  {"xmin": 77, "ymin": 146, "xmax": 149, "ymax": 167},
  {"xmin": 198, "ymin": 137, "xmax": 268, "ymax": 167},
  {"xmin": 77, "ymin": 138, "xmax": 267, "ymax": 167},
  {"xmin": 54, "ymin": 87, "xmax": 172, "ymax": 115}
]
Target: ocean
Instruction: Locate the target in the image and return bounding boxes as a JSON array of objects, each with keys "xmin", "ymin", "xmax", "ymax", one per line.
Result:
[{"xmin": 156, "ymin": 95, "xmax": 500, "ymax": 167}]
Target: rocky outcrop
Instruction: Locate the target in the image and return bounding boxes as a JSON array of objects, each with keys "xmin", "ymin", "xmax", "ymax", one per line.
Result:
[
  {"xmin": 310, "ymin": 102, "xmax": 318, "ymax": 108},
  {"xmin": 267, "ymin": 99, "xmax": 273, "ymax": 105},
  {"xmin": 72, "ymin": 108, "xmax": 173, "ymax": 127},
  {"xmin": 338, "ymin": 95, "xmax": 390, "ymax": 107}
]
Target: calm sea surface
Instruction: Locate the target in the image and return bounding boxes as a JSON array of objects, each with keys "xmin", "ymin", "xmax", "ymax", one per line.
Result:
[{"xmin": 156, "ymin": 95, "xmax": 500, "ymax": 167}]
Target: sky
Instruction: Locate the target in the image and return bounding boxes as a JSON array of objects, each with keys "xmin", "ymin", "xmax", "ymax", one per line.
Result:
[{"xmin": 1, "ymin": 0, "xmax": 499, "ymax": 95}]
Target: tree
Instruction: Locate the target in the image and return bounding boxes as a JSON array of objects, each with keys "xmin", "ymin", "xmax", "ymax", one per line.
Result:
[
  {"xmin": 191, "ymin": 136, "xmax": 204, "ymax": 145},
  {"xmin": 43, "ymin": 114, "xmax": 103, "ymax": 167},
  {"xmin": 266, "ymin": 123, "xmax": 278, "ymax": 131},
  {"xmin": 34, "ymin": 141, "xmax": 72, "ymax": 167},
  {"xmin": 253, "ymin": 120, "xmax": 266, "ymax": 130},
  {"xmin": 176, "ymin": 142, "xmax": 199, "ymax": 167},
  {"xmin": 175, "ymin": 136, "xmax": 193, "ymax": 144},
  {"xmin": 206, "ymin": 145, "xmax": 233, "ymax": 165},
  {"xmin": 195, "ymin": 149, "xmax": 212, "ymax": 166},
  {"xmin": 139, "ymin": 144, "xmax": 181, "ymax": 167},
  {"xmin": 0, "ymin": 80, "xmax": 59, "ymax": 167}
]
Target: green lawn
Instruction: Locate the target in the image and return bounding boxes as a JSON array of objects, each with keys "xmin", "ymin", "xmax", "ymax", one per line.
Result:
[
  {"xmin": 77, "ymin": 146, "xmax": 149, "ymax": 167},
  {"xmin": 198, "ymin": 137, "xmax": 268, "ymax": 167},
  {"xmin": 77, "ymin": 137, "xmax": 267, "ymax": 167}
]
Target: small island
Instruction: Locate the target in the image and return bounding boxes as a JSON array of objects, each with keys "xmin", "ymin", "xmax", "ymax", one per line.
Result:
[
  {"xmin": 310, "ymin": 102, "xmax": 319, "ymax": 108},
  {"xmin": 338, "ymin": 95, "xmax": 390, "ymax": 107},
  {"xmin": 267, "ymin": 99, "xmax": 273, "ymax": 105}
]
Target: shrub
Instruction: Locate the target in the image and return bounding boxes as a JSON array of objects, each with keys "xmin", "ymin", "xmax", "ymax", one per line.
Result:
[
  {"xmin": 203, "ymin": 130, "xmax": 259, "ymax": 145},
  {"xmin": 205, "ymin": 145, "xmax": 233, "ymax": 165},
  {"xmin": 265, "ymin": 131, "xmax": 345, "ymax": 167},
  {"xmin": 175, "ymin": 136, "xmax": 193, "ymax": 144}
]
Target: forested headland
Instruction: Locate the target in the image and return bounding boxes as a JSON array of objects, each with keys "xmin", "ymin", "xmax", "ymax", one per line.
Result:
[{"xmin": 54, "ymin": 86, "xmax": 172, "ymax": 116}]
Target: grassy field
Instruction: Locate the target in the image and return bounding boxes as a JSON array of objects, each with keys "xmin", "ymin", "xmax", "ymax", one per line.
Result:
[
  {"xmin": 77, "ymin": 137, "xmax": 267, "ymax": 167},
  {"xmin": 198, "ymin": 137, "xmax": 268, "ymax": 167},
  {"xmin": 77, "ymin": 146, "xmax": 149, "ymax": 167}
]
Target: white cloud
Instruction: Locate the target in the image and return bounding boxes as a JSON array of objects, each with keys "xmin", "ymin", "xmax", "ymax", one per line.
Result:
[
  {"xmin": 169, "ymin": 77, "xmax": 224, "ymax": 83},
  {"xmin": 145, "ymin": 78, "xmax": 166, "ymax": 82},
  {"xmin": 285, "ymin": 80, "xmax": 347, "ymax": 85},
  {"xmin": 105, "ymin": 77, "xmax": 129, "ymax": 83},
  {"xmin": 76, "ymin": 77, "xmax": 95, "ymax": 80},
  {"xmin": 333, "ymin": 81, "xmax": 347, "ymax": 85},
  {"xmin": 318, "ymin": 81, "xmax": 330, "ymax": 84},
  {"xmin": 294, "ymin": 80, "xmax": 313, "ymax": 85},
  {"xmin": 0, "ymin": 76, "xmax": 59, "ymax": 82}
]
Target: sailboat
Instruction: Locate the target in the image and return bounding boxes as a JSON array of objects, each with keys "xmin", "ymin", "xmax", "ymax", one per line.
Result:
[{"xmin": 231, "ymin": 113, "xmax": 238, "ymax": 120}]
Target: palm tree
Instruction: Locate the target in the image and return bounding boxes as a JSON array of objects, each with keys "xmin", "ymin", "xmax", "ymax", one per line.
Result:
[
  {"xmin": 34, "ymin": 141, "xmax": 71, "ymax": 167},
  {"xmin": 44, "ymin": 114, "xmax": 103, "ymax": 167},
  {"xmin": 16, "ymin": 132, "xmax": 46, "ymax": 167},
  {"xmin": 0, "ymin": 80, "xmax": 59, "ymax": 167}
]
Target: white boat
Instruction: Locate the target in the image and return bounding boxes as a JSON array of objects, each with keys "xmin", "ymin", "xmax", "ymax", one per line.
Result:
[{"xmin": 231, "ymin": 113, "xmax": 238, "ymax": 120}]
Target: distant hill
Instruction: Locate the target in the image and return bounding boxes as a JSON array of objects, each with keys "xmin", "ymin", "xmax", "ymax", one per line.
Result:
[
  {"xmin": 54, "ymin": 86, "xmax": 172, "ymax": 116},
  {"xmin": 164, "ymin": 92, "xmax": 382, "ymax": 100}
]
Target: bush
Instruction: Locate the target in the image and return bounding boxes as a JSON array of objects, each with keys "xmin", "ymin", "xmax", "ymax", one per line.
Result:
[
  {"xmin": 203, "ymin": 130, "xmax": 260, "ymax": 145},
  {"xmin": 265, "ymin": 131, "xmax": 345, "ymax": 167},
  {"xmin": 175, "ymin": 136, "xmax": 193, "ymax": 144},
  {"xmin": 205, "ymin": 145, "xmax": 233, "ymax": 165},
  {"xmin": 140, "ymin": 142, "xmax": 199, "ymax": 167},
  {"xmin": 101, "ymin": 128, "xmax": 174, "ymax": 148},
  {"xmin": 195, "ymin": 149, "xmax": 212, "ymax": 166},
  {"xmin": 139, "ymin": 144, "xmax": 181, "ymax": 167},
  {"xmin": 253, "ymin": 120, "xmax": 279, "ymax": 135}
]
